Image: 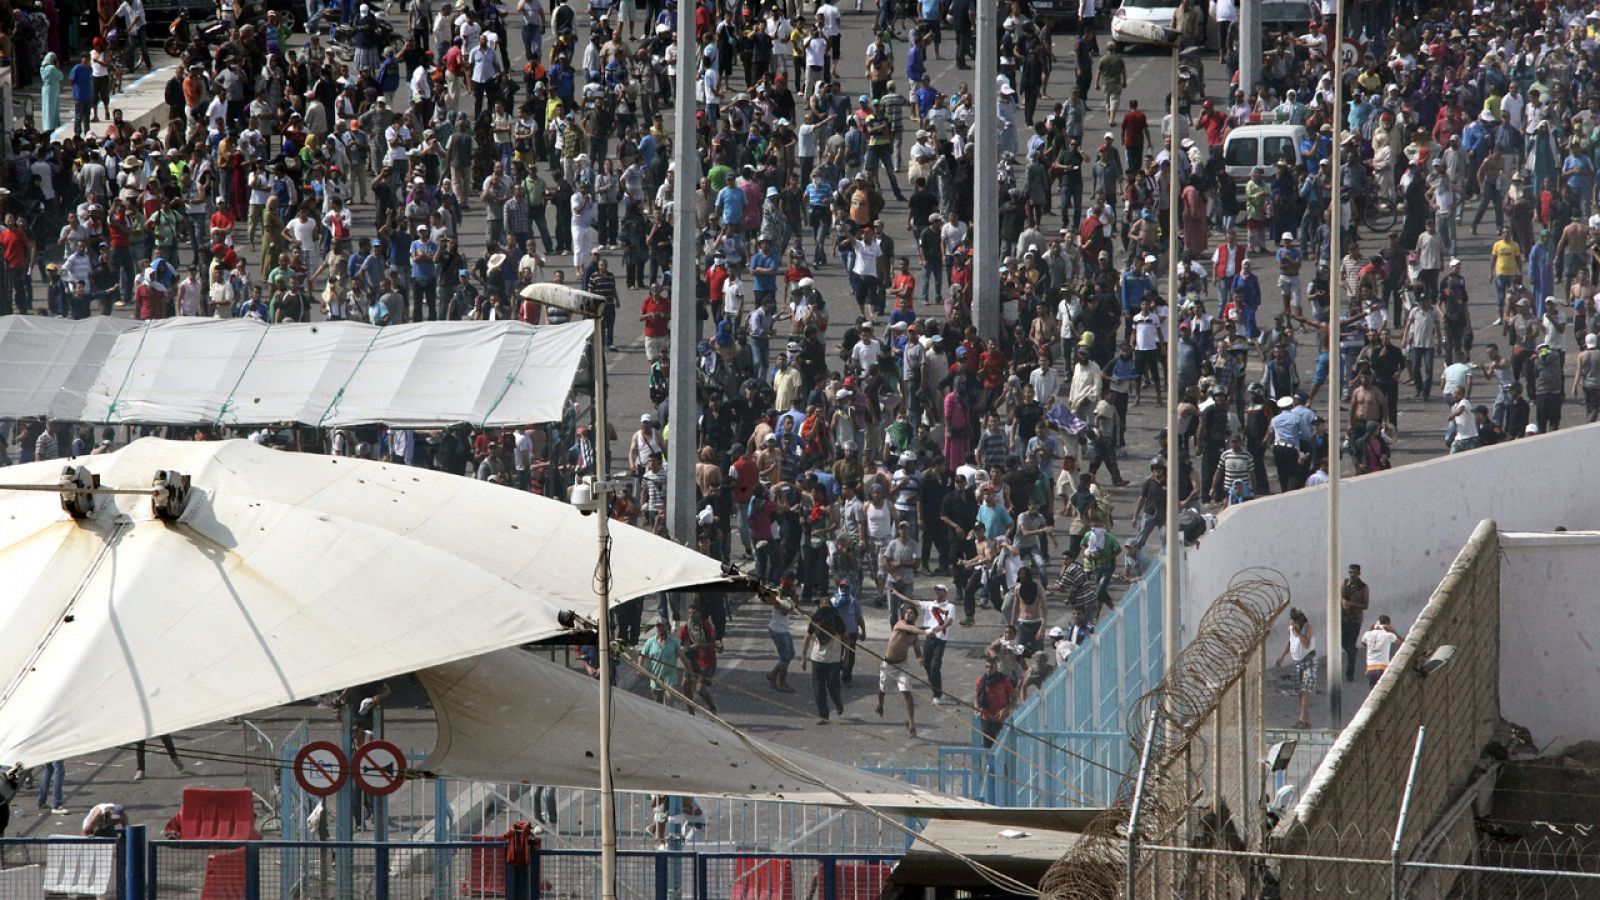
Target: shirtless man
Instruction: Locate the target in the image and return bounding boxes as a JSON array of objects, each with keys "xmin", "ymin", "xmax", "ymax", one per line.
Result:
[
  {"xmin": 1346, "ymin": 368, "xmax": 1388, "ymax": 444},
  {"xmin": 876, "ymin": 605, "xmax": 927, "ymax": 737},
  {"xmin": 1008, "ymin": 566, "xmax": 1047, "ymax": 651},
  {"xmin": 1289, "ymin": 305, "xmax": 1364, "ymax": 403}
]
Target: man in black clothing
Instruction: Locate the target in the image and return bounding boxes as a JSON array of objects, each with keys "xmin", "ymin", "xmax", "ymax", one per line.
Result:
[
  {"xmin": 1197, "ymin": 385, "xmax": 1230, "ymax": 504},
  {"xmin": 1362, "ymin": 328, "xmax": 1407, "ymax": 428},
  {"xmin": 919, "ymin": 460, "xmax": 951, "ymax": 572}
]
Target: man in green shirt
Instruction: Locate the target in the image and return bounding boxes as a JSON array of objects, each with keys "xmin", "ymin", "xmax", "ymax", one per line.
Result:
[
  {"xmin": 638, "ymin": 617, "xmax": 687, "ymax": 706},
  {"xmin": 1095, "ymin": 48, "xmax": 1126, "ymax": 129}
]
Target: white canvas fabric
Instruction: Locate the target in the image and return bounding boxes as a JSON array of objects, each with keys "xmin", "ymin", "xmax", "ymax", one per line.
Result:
[
  {"xmin": 0, "ymin": 439, "xmax": 728, "ymax": 766},
  {"xmin": 0, "ymin": 316, "xmax": 592, "ymax": 427}
]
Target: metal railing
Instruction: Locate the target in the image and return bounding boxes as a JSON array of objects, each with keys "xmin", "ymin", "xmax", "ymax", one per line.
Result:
[
  {"xmin": 537, "ymin": 850, "xmax": 901, "ymax": 900},
  {"xmin": 147, "ymin": 838, "xmax": 523, "ymax": 899},
  {"xmin": 0, "ymin": 836, "xmax": 123, "ymax": 899}
]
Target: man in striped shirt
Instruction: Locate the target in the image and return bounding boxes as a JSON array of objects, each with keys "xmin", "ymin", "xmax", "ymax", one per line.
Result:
[
  {"xmin": 585, "ymin": 257, "xmax": 619, "ymax": 351},
  {"xmin": 1212, "ymin": 433, "xmax": 1254, "ymax": 506}
]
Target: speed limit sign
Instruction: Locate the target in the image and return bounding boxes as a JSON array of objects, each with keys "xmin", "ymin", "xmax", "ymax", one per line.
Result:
[{"xmin": 1340, "ymin": 39, "xmax": 1363, "ymax": 68}]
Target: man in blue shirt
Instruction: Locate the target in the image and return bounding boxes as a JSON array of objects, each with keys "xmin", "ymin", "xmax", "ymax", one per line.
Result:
[
  {"xmin": 1268, "ymin": 392, "xmax": 1316, "ymax": 492},
  {"xmin": 905, "ymin": 31, "xmax": 927, "ymax": 85},
  {"xmin": 749, "ymin": 236, "xmax": 780, "ymax": 306},
  {"xmin": 1119, "ymin": 258, "xmax": 1152, "ymax": 342},
  {"xmin": 408, "ymin": 224, "xmax": 438, "ymax": 321},
  {"xmin": 1231, "ymin": 258, "xmax": 1263, "ymax": 339},
  {"xmin": 716, "ymin": 179, "xmax": 746, "ymax": 230},
  {"xmin": 68, "ymin": 53, "xmax": 95, "ymax": 137}
]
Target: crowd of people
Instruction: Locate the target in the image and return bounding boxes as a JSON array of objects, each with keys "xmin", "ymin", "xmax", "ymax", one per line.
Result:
[{"xmin": 3, "ymin": 0, "xmax": 1600, "ymax": 769}]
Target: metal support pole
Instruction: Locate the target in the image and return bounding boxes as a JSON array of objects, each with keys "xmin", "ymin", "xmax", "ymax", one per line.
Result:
[
  {"xmin": 1125, "ymin": 708, "xmax": 1161, "ymax": 899},
  {"xmin": 592, "ymin": 329, "xmax": 619, "ymax": 900},
  {"xmin": 336, "ymin": 705, "xmax": 354, "ymax": 900},
  {"xmin": 1325, "ymin": 0, "xmax": 1346, "ymax": 731},
  {"xmin": 973, "ymin": 0, "xmax": 1000, "ymax": 341},
  {"xmin": 1238, "ymin": 0, "xmax": 1261, "ymax": 98},
  {"xmin": 122, "ymin": 824, "xmax": 145, "ymax": 900},
  {"xmin": 665, "ymin": 0, "xmax": 699, "ymax": 544},
  {"xmin": 1162, "ymin": 42, "xmax": 1182, "ymax": 676},
  {"xmin": 1391, "ymin": 727, "xmax": 1428, "ymax": 899}
]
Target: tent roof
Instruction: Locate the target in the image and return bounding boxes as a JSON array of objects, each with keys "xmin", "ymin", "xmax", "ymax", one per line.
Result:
[
  {"xmin": 0, "ymin": 315, "xmax": 591, "ymax": 427},
  {"xmin": 0, "ymin": 438, "xmax": 731, "ymax": 765}
]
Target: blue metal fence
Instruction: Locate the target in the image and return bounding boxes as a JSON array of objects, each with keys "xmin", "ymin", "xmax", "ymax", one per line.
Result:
[
  {"xmin": 987, "ymin": 558, "xmax": 1164, "ymax": 807},
  {"xmin": 855, "ymin": 560, "xmax": 1167, "ymax": 809},
  {"xmin": 1, "ymin": 832, "xmax": 898, "ymax": 900}
]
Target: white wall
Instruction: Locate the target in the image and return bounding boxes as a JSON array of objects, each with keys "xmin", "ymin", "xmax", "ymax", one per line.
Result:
[
  {"xmin": 1179, "ymin": 424, "xmax": 1600, "ymax": 679},
  {"xmin": 1498, "ymin": 532, "xmax": 1600, "ymax": 752}
]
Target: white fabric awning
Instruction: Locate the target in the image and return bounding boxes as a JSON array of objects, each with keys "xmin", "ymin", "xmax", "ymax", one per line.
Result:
[
  {"xmin": 0, "ymin": 316, "xmax": 592, "ymax": 427},
  {"xmin": 0, "ymin": 438, "xmax": 731, "ymax": 766}
]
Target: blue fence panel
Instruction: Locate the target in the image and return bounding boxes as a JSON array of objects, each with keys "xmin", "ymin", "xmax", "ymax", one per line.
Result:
[
  {"xmin": 859, "ymin": 559, "xmax": 1168, "ymax": 808},
  {"xmin": 983, "ymin": 558, "xmax": 1165, "ymax": 808}
]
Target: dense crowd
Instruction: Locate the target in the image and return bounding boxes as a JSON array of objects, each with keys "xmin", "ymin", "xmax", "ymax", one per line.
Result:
[{"xmin": 4, "ymin": 0, "xmax": 1600, "ymax": 753}]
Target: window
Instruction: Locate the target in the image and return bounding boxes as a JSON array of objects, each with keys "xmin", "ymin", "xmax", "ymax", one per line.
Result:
[
  {"xmin": 1264, "ymin": 137, "xmax": 1298, "ymax": 168},
  {"xmin": 1224, "ymin": 139, "xmax": 1258, "ymax": 169}
]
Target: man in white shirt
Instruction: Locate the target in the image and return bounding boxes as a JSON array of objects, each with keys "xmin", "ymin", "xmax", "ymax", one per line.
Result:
[
  {"xmin": 1446, "ymin": 386, "xmax": 1478, "ymax": 453},
  {"xmin": 850, "ymin": 324, "xmax": 883, "ymax": 376},
  {"xmin": 918, "ymin": 585, "xmax": 956, "ymax": 704},
  {"xmin": 175, "ymin": 266, "xmax": 206, "ymax": 316},
  {"xmin": 1358, "ymin": 616, "xmax": 1403, "ymax": 687}
]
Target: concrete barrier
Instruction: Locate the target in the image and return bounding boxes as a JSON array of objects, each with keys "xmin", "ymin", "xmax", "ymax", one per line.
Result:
[{"xmin": 1179, "ymin": 423, "xmax": 1600, "ymax": 667}]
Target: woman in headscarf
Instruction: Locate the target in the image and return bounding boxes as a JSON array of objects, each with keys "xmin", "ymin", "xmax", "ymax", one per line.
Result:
[
  {"xmin": 39, "ymin": 52, "xmax": 62, "ymax": 132},
  {"xmin": 1180, "ymin": 179, "xmax": 1208, "ymax": 257}
]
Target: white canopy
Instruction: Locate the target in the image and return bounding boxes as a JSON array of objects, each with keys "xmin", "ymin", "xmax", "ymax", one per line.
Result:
[
  {"xmin": 0, "ymin": 316, "xmax": 592, "ymax": 427},
  {"xmin": 418, "ymin": 649, "xmax": 981, "ymax": 813},
  {"xmin": 0, "ymin": 438, "xmax": 730, "ymax": 766}
]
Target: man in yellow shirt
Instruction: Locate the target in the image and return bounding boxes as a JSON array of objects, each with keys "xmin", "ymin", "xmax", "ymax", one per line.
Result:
[{"xmin": 1491, "ymin": 227, "xmax": 1523, "ymax": 313}]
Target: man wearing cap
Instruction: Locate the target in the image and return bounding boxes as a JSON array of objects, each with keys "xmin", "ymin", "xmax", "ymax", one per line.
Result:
[
  {"xmin": 1275, "ymin": 232, "xmax": 1303, "ymax": 316},
  {"xmin": 1269, "ymin": 392, "xmax": 1315, "ymax": 492}
]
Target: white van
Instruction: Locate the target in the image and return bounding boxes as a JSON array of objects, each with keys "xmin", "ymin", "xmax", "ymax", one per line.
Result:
[{"xmin": 1221, "ymin": 123, "xmax": 1308, "ymax": 183}]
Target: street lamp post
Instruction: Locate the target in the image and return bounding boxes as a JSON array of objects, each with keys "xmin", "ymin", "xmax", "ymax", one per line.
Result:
[
  {"xmin": 1116, "ymin": 20, "xmax": 1184, "ymax": 676},
  {"xmin": 1326, "ymin": 0, "xmax": 1346, "ymax": 732},
  {"xmin": 518, "ymin": 283, "xmax": 617, "ymax": 900},
  {"xmin": 666, "ymin": 0, "xmax": 700, "ymax": 545}
]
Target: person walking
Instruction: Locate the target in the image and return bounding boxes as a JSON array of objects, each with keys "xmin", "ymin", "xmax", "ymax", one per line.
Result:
[
  {"xmin": 801, "ymin": 599, "xmax": 847, "ymax": 723},
  {"xmin": 975, "ymin": 656, "xmax": 1016, "ymax": 747},
  {"xmin": 914, "ymin": 585, "xmax": 954, "ymax": 704},
  {"xmin": 1573, "ymin": 333, "xmax": 1600, "ymax": 423},
  {"xmin": 1274, "ymin": 607, "xmax": 1316, "ymax": 729},
  {"xmin": 36, "ymin": 760, "xmax": 67, "ymax": 814}
]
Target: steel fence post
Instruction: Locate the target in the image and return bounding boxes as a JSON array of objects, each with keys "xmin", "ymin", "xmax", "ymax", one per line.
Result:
[
  {"xmin": 122, "ymin": 825, "xmax": 146, "ymax": 900},
  {"xmin": 244, "ymin": 843, "xmax": 261, "ymax": 900}
]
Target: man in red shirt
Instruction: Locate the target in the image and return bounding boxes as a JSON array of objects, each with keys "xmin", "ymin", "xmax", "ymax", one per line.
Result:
[
  {"xmin": 728, "ymin": 445, "xmax": 760, "ymax": 557},
  {"xmin": 135, "ymin": 273, "xmax": 167, "ymax": 321},
  {"xmin": 706, "ymin": 255, "xmax": 728, "ymax": 313},
  {"xmin": 1120, "ymin": 99, "xmax": 1151, "ymax": 172},
  {"xmin": 975, "ymin": 656, "xmax": 1016, "ymax": 747},
  {"xmin": 677, "ymin": 601, "xmax": 719, "ymax": 714},
  {"xmin": 0, "ymin": 214, "xmax": 34, "ymax": 315},
  {"xmin": 640, "ymin": 284, "xmax": 670, "ymax": 362}
]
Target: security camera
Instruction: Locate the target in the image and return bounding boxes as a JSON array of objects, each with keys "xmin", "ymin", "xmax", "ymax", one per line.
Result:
[
  {"xmin": 569, "ymin": 481, "xmax": 595, "ymax": 515},
  {"xmin": 1415, "ymin": 645, "xmax": 1457, "ymax": 677}
]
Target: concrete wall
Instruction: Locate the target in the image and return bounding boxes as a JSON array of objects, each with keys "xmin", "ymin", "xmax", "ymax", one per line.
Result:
[
  {"xmin": 1273, "ymin": 521, "xmax": 1502, "ymax": 897},
  {"xmin": 1497, "ymin": 532, "xmax": 1600, "ymax": 752},
  {"xmin": 1180, "ymin": 423, "xmax": 1600, "ymax": 669}
]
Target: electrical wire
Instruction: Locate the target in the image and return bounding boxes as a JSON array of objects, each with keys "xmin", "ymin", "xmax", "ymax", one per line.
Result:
[{"xmin": 611, "ymin": 647, "xmax": 1045, "ymax": 898}]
